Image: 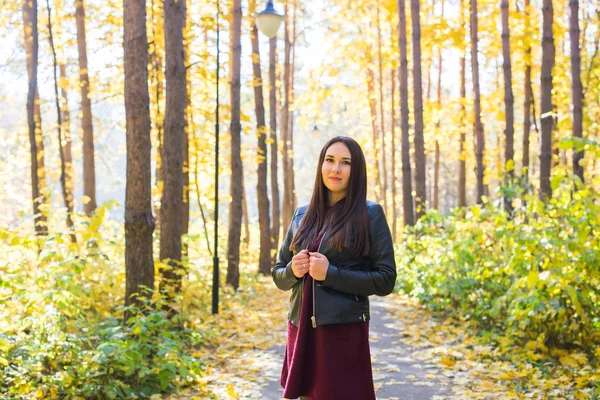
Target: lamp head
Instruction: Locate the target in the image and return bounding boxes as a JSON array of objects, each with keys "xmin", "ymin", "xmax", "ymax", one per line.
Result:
[{"xmin": 256, "ymin": 0, "xmax": 284, "ymax": 38}]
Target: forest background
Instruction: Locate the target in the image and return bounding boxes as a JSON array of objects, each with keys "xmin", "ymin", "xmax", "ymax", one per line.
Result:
[{"xmin": 1, "ymin": 0, "xmax": 599, "ymax": 397}]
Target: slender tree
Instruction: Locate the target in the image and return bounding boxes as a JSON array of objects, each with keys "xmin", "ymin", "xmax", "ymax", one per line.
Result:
[
  {"xmin": 226, "ymin": 0, "xmax": 243, "ymax": 289},
  {"xmin": 522, "ymin": 0, "xmax": 532, "ymax": 178},
  {"xmin": 397, "ymin": 0, "xmax": 414, "ymax": 226},
  {"xmin": 501, "ymin": 0, "xmax": 514, "ymax": 211},
  {"xmin": 281, "ymin": 0, "xmax": 293, "ymax": 230},
  {"xmin": 539, "ymin": 0, "xmax": 555, "ymax": 200},
  {"xmin": 46, "ymin": 0, "xmax": 76, "ymax": 242},
  {"xmin": 366, "ymin": 50, "xmax": 383, "ymax": 205},
  {"xmin": 459, "ymin": 53, "xmax": 467, "ymax": 207},
  {"xmin": 433, "ymin": 0, "xmax": 445, "ymax": 211},
  {"xmin": 411, "ymin": 0, "xmax": 426, "ymax": 219},
  {"xmin": 150, "ymin": 0, "xmax": 165, "ymax": 230},
  {"xmin": 470, "ymin": 0, "xmax": 486, "ymax": 203},
  {"xmin": 123, "ymin": 0, "xmax": 155, "ymax": 307},
  {"xmin": 269, "ymin": 36, "xmax": 280, "ymax": 263},
  {"xmin": 377, "ymin": 4, "xmax": 388, "ymax": 214},
  {"xmin": 458, "ymin": 0, "xmax": 467, "ymax": 207},
  {"xmin": 289, "ymin": 0, "xmax": 298, "ymax": 213},
  {"xmin": 23, "ymin": 0, "xmax": 48, "ymax": 236},
  {"xmin": 249, "ymin": 0, "xmax": 272, "ymax": 275},
  {"xmin": 75, "ymin": 0, "xmax": 97, "ymax": 214},
  {"xmin": 59, "ymin": 64, "xmax": 76, "ymax": 241},
  {"xmin": 569, "ymin": 0, "xmax": 584, "ymax": 182},
  {"xmin": 182, "ymin": 9, "xmax": 191, "ymax": 254},
  {"xmin": 391, "ymin": 66, "xmax": 398, "ymax": 239},
  {"xmin": 160, "ymin": 0, "xmax": 186, "ymax": 295}
]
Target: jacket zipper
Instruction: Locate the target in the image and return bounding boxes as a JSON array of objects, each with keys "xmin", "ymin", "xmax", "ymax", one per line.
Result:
[{"xmin": 312, "ymin": 230, "xmax": 327, "ymax": 328}]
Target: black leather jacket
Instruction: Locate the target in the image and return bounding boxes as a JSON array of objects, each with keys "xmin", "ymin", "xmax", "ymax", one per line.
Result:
[{"xmin": 272, "ymin": 201, "xmax": 396, "ymax": 327}]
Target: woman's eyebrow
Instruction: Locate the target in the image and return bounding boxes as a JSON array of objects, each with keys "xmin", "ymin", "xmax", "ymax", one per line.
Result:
[{"xmin": 325, "ymin": 154, "xmax": 351, "ymax": 160}]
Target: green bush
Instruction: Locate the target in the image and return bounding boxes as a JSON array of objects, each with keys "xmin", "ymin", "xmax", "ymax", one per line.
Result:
[{"xmin": 397, "ymin": 175, "xmax": 600, "ymax": 349}]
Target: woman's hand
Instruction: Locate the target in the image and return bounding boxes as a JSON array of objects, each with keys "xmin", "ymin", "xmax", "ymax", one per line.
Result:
[
  {"xmin": 291, "ymin": 249, "xmax": 310, "ymax": 278},
  {"xmin": 308, "ymin": 252, "xmax": 329, "ymax": 281}
]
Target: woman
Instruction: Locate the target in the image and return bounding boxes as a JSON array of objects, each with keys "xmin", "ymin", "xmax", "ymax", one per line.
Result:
[{"xmin": 272, "ymin": 136, "xmax": 397, "ymax": 400}]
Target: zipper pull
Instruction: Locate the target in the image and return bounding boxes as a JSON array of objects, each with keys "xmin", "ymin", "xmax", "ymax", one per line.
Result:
[{"xmin": 311, "ymin": 316, "xmax": 316, "ymax": 328}]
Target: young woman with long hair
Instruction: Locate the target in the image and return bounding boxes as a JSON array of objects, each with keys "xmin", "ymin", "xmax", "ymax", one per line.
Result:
[{"xmin": 272, "ymin": 136, "xmax": 397, "ymax": 400}]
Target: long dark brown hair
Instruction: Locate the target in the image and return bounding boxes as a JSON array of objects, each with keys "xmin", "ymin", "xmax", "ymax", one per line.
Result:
[{"xmin": 290, "ymin": 136, "xmax": 370, "ymax": 257}]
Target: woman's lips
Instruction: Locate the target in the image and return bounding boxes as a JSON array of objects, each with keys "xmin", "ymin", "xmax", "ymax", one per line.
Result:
[{"xmin": 329, "ymin": 177, "xmax": 342, "ymax": 181}]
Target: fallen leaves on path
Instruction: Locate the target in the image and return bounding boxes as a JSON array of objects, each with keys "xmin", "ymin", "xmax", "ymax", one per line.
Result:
[{"xmin": 383, "ymin": 294, "xmax": 600, "ymax": 399}]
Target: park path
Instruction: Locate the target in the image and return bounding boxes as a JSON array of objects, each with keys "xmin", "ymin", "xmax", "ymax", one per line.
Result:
[
  {"xmin": 255, "ymin": 297, "xmax": 454, "ymax": 400},
  {"xmin": 205, "ymin": 293, "xmax": 460, "ymax": 400}
]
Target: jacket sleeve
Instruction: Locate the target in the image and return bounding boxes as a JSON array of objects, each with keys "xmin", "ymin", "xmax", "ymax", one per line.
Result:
[
  {"xmin": 272, "ymin": 208, "xmax": 302, "ymax": 291},
  {"xmin": 322, "ymin": 203, "xmax": 397, "ymax": 296}
]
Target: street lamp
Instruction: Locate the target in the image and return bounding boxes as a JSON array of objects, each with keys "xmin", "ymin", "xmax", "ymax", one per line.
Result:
[
  {"xmin": 256, "ymin": 0, "xmax": 285, "ymax": 38},
  {"xmin": 311, "ymin": 124, "xmax": 320, "ymax": 137},
  {"xmin": 213, "ymin": 0, "xmax": 222, "ymax": 315}
]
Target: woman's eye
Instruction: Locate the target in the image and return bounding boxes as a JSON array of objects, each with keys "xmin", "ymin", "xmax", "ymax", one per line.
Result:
[{"xmin": 343, "ymin": 161, "xmax": 351, "ymax": 165}]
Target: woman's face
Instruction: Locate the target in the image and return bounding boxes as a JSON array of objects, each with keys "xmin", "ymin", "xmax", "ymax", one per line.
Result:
[{"xmin": 321, "ymin": 142, "xmax": 352, "ymax": 197}]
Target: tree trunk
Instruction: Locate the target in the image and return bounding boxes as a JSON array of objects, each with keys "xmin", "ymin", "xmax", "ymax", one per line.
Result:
[
  {"xmin": 23, "ymin": 0, "xmax": 48, "ymax": 237},
  {"xmin": 46, "ymin": 0, "xmax": 76, "ymax": 243},
  {"xmin": 539, "ymin": 0, "xmax": 555, "ymax": 200},
  {"xmin": 250, "ymin": 0, "xmax": 272, "ymax": 275},
  {"xmin": 289, "ymin": 0, "xmax": 297, "ymax": 213},
  {"xmin": 150, "ymin": 0, "xmax": 165, "ymax": 231},
  {"xmin": 501, "ymin": 0, "xmax": 514, "ymax": 212},
  {"xmin": 459, "ymin": 54, "xmax": 467, "ymax": 208},
  {"xmin": 159, "ymin": 0, "xmax": 186, "ymax": 295},
  {"xmin": 182, "ymin": 9, "xmax": 191, "ymax": 256},
  {"xmin": 123, "ymin": 0, "xmax": 155, "ymax": 308},
  {"xmin": 377, "ymin": 4, "xmax": 388, "ymax": 214},
  {"xmin": 269, "ymin": 36, "xmax": 280, "ymax": 264},
  {"xmin": 366, "ymin": 58, "xmax": 382, "ymax": 205},
  {"xmin": 397, "ymin": 0, "xmax": 414, "ymax": 226},
  {"xmin": 391, "ymin": 66, "xmax": 398, "ymax": 240},
  {"xmin": 281, "ymin": 0, "xmax": 296, "ymax": 231},
  {"xmin": 241, "ymin": 178, "xmax": 250, "ymax": 250},
  {"xmin": 411, "ymin": 0, "xmax": 426, "ymax": 219},
  {"xmin": 60, "ymin": 64, "xmax": 76, "ymax": 241},
  {"xmin": 433, "ymin": 0, "xmax": 445, "ymax": 211},
  {"xmin": 226, "ymin": 0, "xmax": 243, "ymax": 290},
  {"xmin": 522, "ymin": 0, "xmax": 532, "ymax": 179},
  {"xmin": 569, "ymin": 0, "xmax": 584, "ymax": 182},
  {"xmin": 470, "ymin": 0, "xmax": 486, "ymax": 204},
  {"xmin": 75, "ymin": 0, "xmax": 97, "ymax": 214}
]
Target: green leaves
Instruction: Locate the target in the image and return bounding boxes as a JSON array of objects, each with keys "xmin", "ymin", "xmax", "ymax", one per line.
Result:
[{"xmin": 396, "ymin": 174, "xmax": 600, "ymax": 350}]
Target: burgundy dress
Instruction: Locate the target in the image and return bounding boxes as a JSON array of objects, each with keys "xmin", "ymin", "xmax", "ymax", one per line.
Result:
[{"xmin": 280, "ymin": 232, "xmax": 376, "ymax": 400}]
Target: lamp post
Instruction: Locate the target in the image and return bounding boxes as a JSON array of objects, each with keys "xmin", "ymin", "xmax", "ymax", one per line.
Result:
[
  {"xmin": 213, "ymin": 0, "xmax": 221, "ymax": 315},
  {"xmin": 256, "ymin": 0, "xmax": 284, "ymax": 38},
  {"xmin": 212, "ymin": 0, "xmax": 284, "ymax": 314}
]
